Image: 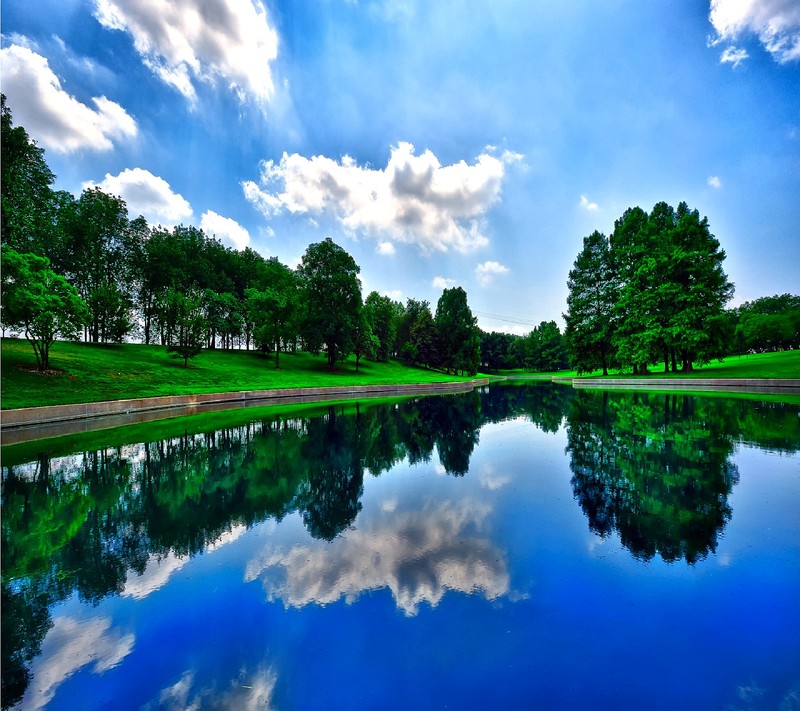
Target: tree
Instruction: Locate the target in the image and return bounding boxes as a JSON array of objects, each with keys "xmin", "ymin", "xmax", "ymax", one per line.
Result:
[
  {"xmin": 525, "ymin": 321, "xmax": 568, "ymax": 371},
  {"xmin": 564, "ymin": 230, "xmax": 615, "ymax": 375},
  {"xmin": 363, "ymin": 291, "xmax": 400, "ymax": 362},
  {"xmin": 162, "ymin": 289, "xmax": 205, "ymax": 367},
  {"xmin": 1, "ymin": 95, "xmax": 59, "ymax": 260},
  {"xmin": 60, "ymin": 187, "xmax": 133, "ymax": 343},
  {"xmin": 1, "ymin": 248, "xmax": 88, "ymax": 369},
  {"xmin": 352, "ymin": 310, "xmax": 379, "ymax": 372},
  {"xmin": 246, "ymin": 258, "xmax": 301, "ymax": 369},
  {"xmin": 434, "ymin": 286, "xmax": 480, "ymax": 376},
  {"xmin": 298, "ymin": 238, "xmax": 362, "ymax": 370}
]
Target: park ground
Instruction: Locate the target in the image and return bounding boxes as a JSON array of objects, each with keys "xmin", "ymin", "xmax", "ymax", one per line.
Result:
[{"xmin": 2, "ymin": 337, "xmax": 799, "ymax": 410}]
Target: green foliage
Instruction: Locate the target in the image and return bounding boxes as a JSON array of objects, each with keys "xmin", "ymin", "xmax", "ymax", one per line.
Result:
[
  {"xmin": 567, "ymin": 201, "xmax": 734, "ymax": 374},
  {"xmin": 525, "ymin": 320, "xmax": 568, "ymax": 372},
  {"xmin": 564, "ymin": 230, "xmax": 615, "ymax": 375},
  {"xmin": 298, "ymin": 238, "xmax": 363, "ymax": 370},
  {"xmin": 1, "ymin": 248, "xmax": 88, "ymax": 370},
  {"xmin": 434, "ymin": 287, "xmax": 480, "ymax": 376},
  {"xmin": 1, "ymin": 95, "xmax": 58, "ymax": 259},
  {"xmin": 732, "ymin": 294, "xmax": 800, "ymax": 353},
  {"xmin": 364, "ymin": 291, "xmax": 400, "ymax": 362},
  {"xmin": 162, "ymin": 290, "xmax": 205, "ymax": 366}
]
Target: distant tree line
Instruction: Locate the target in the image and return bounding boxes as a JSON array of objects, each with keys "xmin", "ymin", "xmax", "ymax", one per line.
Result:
[{"xmin": 0, "ymin": 96, "xmax": 484, "ymax": 375}]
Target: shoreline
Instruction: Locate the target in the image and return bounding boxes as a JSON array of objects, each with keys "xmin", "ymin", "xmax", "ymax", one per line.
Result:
[
  {"xmin": 3, "ymin": 376, "xmax": 798, "ymax": 446},
  {"xmin": 1, "ymin": 379, "xmax": 490, "ymax": 446}
]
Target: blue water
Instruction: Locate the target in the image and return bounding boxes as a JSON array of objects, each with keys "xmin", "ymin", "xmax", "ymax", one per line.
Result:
[{"xmin": 3, "ymin": 386, "xmax": 799, "ymax": 710}]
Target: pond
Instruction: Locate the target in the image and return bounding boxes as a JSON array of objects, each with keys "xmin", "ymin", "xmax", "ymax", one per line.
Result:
[{"xmin": 2, "ymin": 383, "xmax": 799, "ymax": 710}]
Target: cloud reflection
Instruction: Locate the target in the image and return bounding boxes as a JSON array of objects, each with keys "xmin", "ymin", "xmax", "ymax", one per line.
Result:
[
  {"xmin": 21, "ymin": 615, "xmax": 134, "ymax": 710},
  {"xmin": 246, "ymin": 499, "xmax": 509, "ymax": 616},
  {"xmin": 148, "ymin": 666, "xmax": 277, "ymax": 711}
]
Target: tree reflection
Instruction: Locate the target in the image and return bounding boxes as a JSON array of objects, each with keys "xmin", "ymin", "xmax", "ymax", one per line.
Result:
[
  {"xmin": 566, "ymin": 391, "xmax": 742, "ymax": 563},
  {"xmin": 2, "ymin": 384, "xmax": 798, "ymax": 705}
]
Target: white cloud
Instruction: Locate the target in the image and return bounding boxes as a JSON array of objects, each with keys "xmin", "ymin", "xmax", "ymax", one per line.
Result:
[
  {"xmin": 475, "ymin": 260, "xmax": 510, "ymax": 286},
  {"xmin": 579, "ymin": 194, "xmax": 599, "ymax": 211},
  {"xmin": 433, "ymin": 276, "xmax": 457, "ymax": 290},
  {"xmin": 245, "ymin": 499, "xmax": 509, "ymax": 616},
  {"xmin": 377, "ymin": 241, "xmax": 396, "ymax": 256},
  {"xmin": 21, "ymin": 615, "xmax": 134, "ymax": 711},
  {"xmin": 84, "ymin": 168, "xmax": 193, "ymax": 226},
  {"xmin": 708, "ymin": 175, "xmax": 722, "ymax": 189},
  {"xmin": 384, "ymin": 289, "xmax": 403, "ymax": 301},
  {"xmin": 242, "ymin": 142, "xmax": 520, "ymax": 253},
  {"xmin": 93, "ymin": 0, "xmax": 279, "ymax": 105},
  {"xmin": 720, "ymin": 45, "xmax": 749, "ymax": 67},
  {"xmin": 0, "ymin": 42, "xmax": 137, "ymax": 153},
  {"xmin": 200, "ymin": 210, "xmax": 252, "ymax": 250},
  {"xmin": 709, "ymin": 0, "xmax": 800, "ymax": 64}
]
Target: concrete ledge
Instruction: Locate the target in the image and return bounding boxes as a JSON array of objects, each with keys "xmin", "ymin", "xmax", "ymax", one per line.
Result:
[
  {"xmin": 1, "ymin": 379, "xmax": 490, "ymax": 445},
  {"xmin": 571, "ymin": 378, "xmax": 800, "ymax": 395}
]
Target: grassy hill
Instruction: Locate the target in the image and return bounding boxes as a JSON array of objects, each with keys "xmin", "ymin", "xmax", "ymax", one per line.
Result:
[{"xmin": 1, "ymin": 338, "xmax": 476, "ymax": 410}]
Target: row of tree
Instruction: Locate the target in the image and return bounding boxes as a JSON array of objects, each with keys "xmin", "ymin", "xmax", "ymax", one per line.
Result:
[{"xmin": 1, "ymin": 95, "xmax": 487, "ymax": 374}]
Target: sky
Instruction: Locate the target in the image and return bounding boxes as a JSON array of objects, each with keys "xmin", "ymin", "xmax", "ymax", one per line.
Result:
[{"xmin": 2, "ymin": 0, "xmax": 799, "ymax": 334}]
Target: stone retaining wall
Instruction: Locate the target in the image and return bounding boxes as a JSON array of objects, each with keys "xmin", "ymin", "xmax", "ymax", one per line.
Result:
[
  {"xmin": 571, "ymin": 377, "xmax": 800, "ymax": 395},
  {"xmin": 1, "ymin": 380, "xmax": 490, "ymax": 445}
]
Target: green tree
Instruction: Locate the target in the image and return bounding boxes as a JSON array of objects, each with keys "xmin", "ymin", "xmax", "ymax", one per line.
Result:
[
  {"xmin": 162, "ymin": 289, "xmax": 205, "ymax": 366},
  {"xmin": 364, "ymin": 291, "xmax": 400, "ymax": 362},
  {"xmin": 0, "ymin": 95, "xmax": 59, "ymax": 260},
  {"xmin": 60, "ymin": 187, "xmax": 133, "ymax": 343},
  {"xmin": 298, "ymin": 238, "xmax": 363, "ymax": 370},
  {"xmin": 246, "ymin": 258, "xmax": 301, "ymax": 369},
  {"xmin": 352, "ymin": 310, "xmax": 379, "ymax": 372},
  {"xmin": 564, "ymin": 230, "xmax": 616, "ymax": 375},
  {"xmin": 1, "ymin": 248, "xmax": 88, "ymax": 369},
  {"xmin": 435, "ymin": 286, "xmax": 480, "ymax": 375},
  {"xmin": 525, "ymin": 321, "xmax": 568, "ymax": 372}
]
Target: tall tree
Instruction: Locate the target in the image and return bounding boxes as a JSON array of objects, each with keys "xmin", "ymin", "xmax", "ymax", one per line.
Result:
[
  {"xmin": 298, "ymin": 238, "xmax": 363, "ymax": 370},
  {"xmin": 61, "ymin": 188, "xmax": 132, "ymax": 343},
  {"xmin": 435, "ymin": 286, "xmax": 480, "ymax": 376},
  {"xmin": 564, "ymin": 230, "xmax": 616, "ymax": 375},
  {"xmin": 162, "ymin": 289, "xmax": 205, "ymax": 367},
  {"xmin": 1, "ymin": 95, "xmax": 59, "ymax": 260},
  {"xmin": 247, "ymin": 258, "xmax": 300, "ymax": 369},
  {"xmin": 364, "ymin": 291, "xmax": 400, "ymax": 362}
]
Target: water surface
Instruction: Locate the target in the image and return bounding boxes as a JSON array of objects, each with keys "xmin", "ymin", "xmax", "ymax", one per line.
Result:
[{"xmin": 2, "ymin": 384, "xmax": 799, "ymax": 710}]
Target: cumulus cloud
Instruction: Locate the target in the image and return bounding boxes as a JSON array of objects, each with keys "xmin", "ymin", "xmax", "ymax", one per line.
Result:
[
  {"xmin": 245, "ymin": 499, "xmax": 510, "ymax": 616},
  {"xmin": 21, "ymin": 616, "xmax": 134, "ymax": 711},
  {"xmin": 720, "ymin": 46, "xmax": 749, "ymax": 67},
  {"xmin": 200, "ymin": 210, "xmax": 252, "ymax": 250},
  {"xmin": 579, "ymin": 194, "xmax": 599, "ymax": 211},
  {"xmin": 84, "ymin": 168, "xmax": 193, "ymax": 226},
  {"xmin": 0, "ymin": 42, "xmax": 137, "ymax": 152},
  {"xmin": 475, "ymin": 260, "xmax": 510, "ymax": 286},
  {"xmin": 709, "ymin": 0, "xmax": 800, "ymax": 64},
  {"xmin": 242, "ymin": 142, "xmax": 520, "ymax": 253},
  {"xmin": 433, "ymin": 276, "xmax": 457, "ymax": 290},
  {"xmin": 93, "ymin": 0, "xmax": 279, "ymax": 105},
  {"xmin": 708, "ymin": 175, "xmax": 722, "ymax": 189}
]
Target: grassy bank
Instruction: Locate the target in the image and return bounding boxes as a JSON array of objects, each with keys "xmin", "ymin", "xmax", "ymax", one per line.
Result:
[
  {"xmin": 1, "ymin": 338, "xmax": 477, "ymax": 410},
  {"xmin": 499, "ymin": 350, "xmax": 800, "ymax": 381}
]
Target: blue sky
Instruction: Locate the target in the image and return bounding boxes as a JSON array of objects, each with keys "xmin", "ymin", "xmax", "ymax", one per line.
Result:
[{"xmin": 2, "ymin": 0, "xmax": 799, "ymax": 333}]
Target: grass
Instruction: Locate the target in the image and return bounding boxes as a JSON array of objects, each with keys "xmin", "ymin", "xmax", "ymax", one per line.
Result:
[
  {"xmin": 1, "ymin": 338, "xmax": 480, "ymax": 410},
  {"xmin": 498, "ymin": 350, "xmax": 800, "ymax": 381}
]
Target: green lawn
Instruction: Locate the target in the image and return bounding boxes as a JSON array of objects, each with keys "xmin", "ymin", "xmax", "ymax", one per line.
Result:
[
  {"xmin": 1, "ymin": 338, "xmax": 479, "ymax": 410},
  {"xmin": 498, "ymin": 350, "xmax": 800, "ymax": 381}
]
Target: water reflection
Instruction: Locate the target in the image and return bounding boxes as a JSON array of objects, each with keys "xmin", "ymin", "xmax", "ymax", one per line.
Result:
[
  {"xmin": 2, "ymin": 384, "xmax": 798, "ymax": 707},
  {"xmin": 246, "ymin": 499, "xmax": 509, "ymax": 616},
  {"xmin": 565, "ymin": 391, "xmax": 742, "ymax": 564}
]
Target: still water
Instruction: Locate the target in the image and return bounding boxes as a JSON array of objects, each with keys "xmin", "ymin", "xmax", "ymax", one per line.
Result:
[{"xmin": 2, "ymin": 384, "xmax": 799, "ymax": 710}]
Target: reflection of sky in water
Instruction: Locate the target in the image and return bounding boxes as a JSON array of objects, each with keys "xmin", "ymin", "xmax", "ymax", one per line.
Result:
[
  {"xmin": 8, "ymin": 396, "xmax": 800, "ymax": 710},
  {"xmin": 246, "ymin": 498, "xmax": 509, "ymax": 615}
]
